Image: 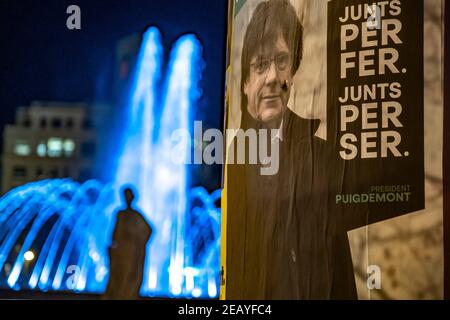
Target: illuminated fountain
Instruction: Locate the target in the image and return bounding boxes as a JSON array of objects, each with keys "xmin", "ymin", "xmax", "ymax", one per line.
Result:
[
  {"xmin": 0, "ymin": 179, "xmax": 113, "ymax": 292},
  {"xmin": 0, "ymin": 27, "xmax": 221, "ymax": 298}
]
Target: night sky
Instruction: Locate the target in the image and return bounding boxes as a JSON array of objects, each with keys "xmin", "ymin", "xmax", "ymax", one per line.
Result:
[{"xmin": 0, "ymin": 0, "xmax": 228, "ymax": 131}]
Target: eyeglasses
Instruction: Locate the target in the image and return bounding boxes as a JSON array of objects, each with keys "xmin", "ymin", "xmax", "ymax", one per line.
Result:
[{"xmin": 250, "ymin": 53, "xmax": 291, "ymax": 75}]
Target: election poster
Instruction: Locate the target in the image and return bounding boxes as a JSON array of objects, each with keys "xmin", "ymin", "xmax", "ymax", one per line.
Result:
[{"xmin": 221, "ymin": 0, "xmax": 444, "ymax": 299}]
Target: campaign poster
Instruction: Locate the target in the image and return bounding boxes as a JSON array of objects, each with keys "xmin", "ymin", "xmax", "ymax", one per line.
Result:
[{"xmin": 222, "ymin": 0, "xmax": 443, "ymax": 299}]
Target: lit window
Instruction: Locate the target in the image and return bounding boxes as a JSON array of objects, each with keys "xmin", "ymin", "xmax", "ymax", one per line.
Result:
[
  {"xmin": 47, "ymin": 138, "xmax": 62, "ymax": 157},
  {"xmin": 14, "ymin": 140, "xmax": 31, "ymax": 156},
  {"xmin": 36, "ymin": 142, "xmax": 46, "ymax": 157},
  {"xmin": 63, "ymin": 139, "xmax": 75, "ymax": 157}
]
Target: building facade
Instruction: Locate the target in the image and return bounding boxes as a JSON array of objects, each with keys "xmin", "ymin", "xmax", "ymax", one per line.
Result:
[{"xmin": 1, "ymin": 101, "xmax": 97, "ymax": 193}]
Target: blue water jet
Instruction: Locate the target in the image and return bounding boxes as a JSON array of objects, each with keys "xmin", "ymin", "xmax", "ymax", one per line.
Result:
[{"xmin": 0, "ymin": 27, "xmax": 221, "ymax": 298}]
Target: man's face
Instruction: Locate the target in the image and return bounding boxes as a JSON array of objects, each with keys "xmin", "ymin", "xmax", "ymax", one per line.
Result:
[{"xmin": 244, "ymin": 35, "xmax": 293, "ymax": 126}]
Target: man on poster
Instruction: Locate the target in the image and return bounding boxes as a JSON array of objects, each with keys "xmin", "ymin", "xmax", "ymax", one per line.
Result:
[
  {"xmin": 226, "ymin": 0, "xmax": 426, "ymax": 299},
  {"xmin": 226, "ymin": 0, "xmax": 359, "ymax": 299}
]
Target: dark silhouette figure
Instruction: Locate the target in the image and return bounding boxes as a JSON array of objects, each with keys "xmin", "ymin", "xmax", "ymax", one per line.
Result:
[{"xmin": 104, "ymin": 187, "xmax": 152, "ymax": 300}]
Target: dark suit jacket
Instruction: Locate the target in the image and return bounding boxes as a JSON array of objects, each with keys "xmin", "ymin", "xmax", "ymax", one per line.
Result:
[{"xmin": 226, "ymin": 108, "xmax": 360, "ymax": 299}]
